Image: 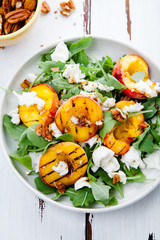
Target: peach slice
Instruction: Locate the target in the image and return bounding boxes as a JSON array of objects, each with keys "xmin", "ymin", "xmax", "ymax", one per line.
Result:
[
  {"xmin": 55, "ymin": 95, "xmax": 103, "ymax": 142},
  {"xmin": 104, "ymin": 100, "xmax": 144, "ymax": 155},
  {"xmin": 39, "ymin": 142, "xmax": 88, "ymax": 187},
  {"xmin": 19, "ymin": 84, "xmax": 59, "ymax": 127},
  {"xmin": 112, "ymin": 54, "xmax": 156, "ymax": 99}
]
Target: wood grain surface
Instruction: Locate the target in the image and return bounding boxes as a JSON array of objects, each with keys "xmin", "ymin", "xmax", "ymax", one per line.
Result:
[{"xmin": 0, "ymin": 0, "xmax": 160, "ymax": 239}]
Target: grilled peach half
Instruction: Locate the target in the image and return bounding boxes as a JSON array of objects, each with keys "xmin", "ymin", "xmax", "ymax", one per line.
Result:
[
  {"xmin": 19, "ymin": 84, "xmax": 59, "ymax": 127},
  {"xmin": 104, "ymin": 100, "xmax": 144, "ymax": 155},
  {"xmin": 55, "ymin": 95, "xmax": 103, "ymax": 142},
  {"xmin": 39, "ymin": 142, "xmax": 88, "ymax": 187},
  {"xmin": 112, "ymin": 54, "xmax": 155, "ymax": 99}
]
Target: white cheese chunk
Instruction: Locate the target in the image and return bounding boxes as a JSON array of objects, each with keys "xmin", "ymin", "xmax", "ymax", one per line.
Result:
[
  {"xmin": 52, "ymin": 161, "xmax": 68, "ymax": 176},
  {"xmin": 49, "ymin": 122, "xmax": 62, "ymax": 138},
  {"xmin": 80, "ymin": 134, "xmax": 101, "ymax": 148},
  {"xmin": 122, "ymin": 102, "xmax": 144, "ymax": 115},
  {"xmin": 13, "ymin": 91, "xmax": 45, "ymax": 110},
  {"xmin": 82, "ymin": 81, "xmax": 114, "ymax": 93},
  {"xmin": 63, "ymin": 64, "xmax": 85, "ymax": 83},
  {"xmin": 16, "ymin": 1, "xmax": 22, "ymax": 8},
  {"xmin": 8, "ymin": 108, "xmax": 20, "ymax": 125},
  {"xmin": 102, "ymin": 98, "xmax": 116, "ymax": 111},
  {"xmin": 51, "ymin": 41, "xmax": 69, "ymax": 63},
  {"xmin": 143, "ymin": 150, "xmax": 160, "ymax": 170},
  {"xmin": 121, "ymin": 146, "xmax": 145, "ymax": 170},
  {"xmin": 108, "ymin": 170, "xmax": 127, "ymax": 184},
  {"xmin": 70, "ymin": 116, "xmax": 79, "ymax": 124},
  {"xmin": 132, "ymin": 79, "xmax": 160, "ymax": 98},
  {"xmin": 95, "ymin": 120, "xmax": 103, "ymax": 126},
  {"xmin": 74, "ymin": 177, "xmax": 91, "ymax": 190},
  {"xmin": 91, "ymin": 146, "xmax": 120, "ymax": 173},
  {"xmin": 29, "ymin": 151, "xmax": 43, "ymax": 173},
  {"xmin": 27, "ymin": 73, "xmax": 37, "ymax": 83}
]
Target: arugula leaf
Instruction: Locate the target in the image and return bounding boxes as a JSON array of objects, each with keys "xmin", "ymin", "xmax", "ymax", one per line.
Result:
[
  {"xmin": 133, "ymin": 127, "xmax": 150, "ymax": 150},
  {"xmin": 51, "ymin": 73, "xmax": 75, "ymax": 91},
  {"xmin": 130, "ymin": 71, "xmax": 145, "ymax": 82},
  {"xmin": 91, "ymin": 179, "xmax": 111, "ymax": 206},
  {"xmin": 39, "ymin": 61, "xmax": 65, "ymax": 73},
  {"xmin": 142, "ymin": 98, "xmax": 157, "ymax": 119},
  {"xmin": 62, "ymin": 86, "xmax": 81, "ymax": 99},
  {"xmin": 124, "ymin": 167, "xmax": 146, "ymax": 182},
  {"xmin": 65, "ymin": 187, "xmax": 76, "ymax": 201},
  {"xmin": 3, "ymin": 114, "xmax": 27, "ymax": 141},
  {"xmin": 72, "ymin": 187, "xmax": 94, "ymax": 207},
  {"xmin": 10, "ymin": 145, "xmax": 33, "ymax": 170},
  {"xmin": 95, "ymin": 90, "xmax": 107, "ymax": 103},
  {"xmin": 69, "ymin": 37, "xmax": 92, "ymax": 58},
  {"xmin": 56, "ymin": 133, "xmax": 75, "ymax": 142},
  {"xmin": 72, "ymin": 50, "xmax": 89, "ymax": 66},
  {"xmin": 26, "ymin": 124, "xmax": 49, "ymax": 148},
  {"xmin": 139, "ymin": 133, "xmax": 154, "ymax": 153},
  {"xmin": 101, "ymin": 56, "xmax": 114, "ymax": 73},
  {"xmin": 150, "ymin": 128, "xmax": 160, "ymax": 143},
  {"xmin": 99, "ymin": 111, "xmax": 117, "ymax": 139},
  {"xmin": 34, "ymin": 176, "xmax": 57, "ymax": 194},
  {"xmin": 87, "ymin": 158, "xmax": 97, "ymax": 182},
  {"xmin": 106, "ymin": 196, "xmax": 118, "ymax": 206},
  {"xmin": 95, "ymin": 168, "xmax": 124, "ymax": 198},
  {"xmin": 41, "ymin": 48, "xmax": 55, "ymax": 62}
]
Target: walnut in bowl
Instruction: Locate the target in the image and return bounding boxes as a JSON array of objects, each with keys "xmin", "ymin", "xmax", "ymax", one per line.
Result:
[{"xmin": 0, "ymin": 0, "xmax": 41, "ymax": 46}]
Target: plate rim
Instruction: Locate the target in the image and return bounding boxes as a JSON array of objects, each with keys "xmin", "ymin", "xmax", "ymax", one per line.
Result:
[{"xmin": 1, "ymin": 35, "xmax": 160, "ymax": 213}]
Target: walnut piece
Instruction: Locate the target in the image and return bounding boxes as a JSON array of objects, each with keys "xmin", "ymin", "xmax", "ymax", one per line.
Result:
[
  {"xmin": 24, "ymin": 0, "xmax": 36, "ymax": 11},
  {"xmin": 60, "ymin": 0, "xmax": 75, "ymax": 17},
  {"xmin": 36, "ymin": 123, "xmax": 53, "ymax": 141},
  {"xmin": 2, "ymin": 0, "xmax": 11, "ymax": 15},
  {"xmin": 0, "ymin": 15, "xmax": 3, "ymax": 35},
  {"xmin": 111, "ymin": 109, "xmax": 126, "ymax": 123},
  {"xmin": 139, "ymin": 121, "xmax": 149, "ymax": 129},
  {"xmin": 20, "ymin": 79, "xmax": 30, "ymax": 89},
  {"xmin": 41, "ymin": 1, "xmax": 50, "ymax": 13},
  {"xmin": 120, "ymin": 95, "xmax": 131, "ymax": 101},
  {"xmin": 54, "ymin": 181, "xmax": 66, "ymax": 194},
  {"xmin": 113, "ymin": 174, "xmax": 120, "ymax": 184},
  {"xmin": 51, "ymin": 67, "xmax": 59, "ymax": 72}
]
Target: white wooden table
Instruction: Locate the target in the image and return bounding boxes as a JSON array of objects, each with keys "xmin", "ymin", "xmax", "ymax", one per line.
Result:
[{"xmin": 1, "ymin": 0, "xmax": 160, "ymax": 239}]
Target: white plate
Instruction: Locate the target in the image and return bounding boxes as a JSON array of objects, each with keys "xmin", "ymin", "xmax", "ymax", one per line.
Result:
[{"xmin": 1, "ymin": 36, "xmax": 160, "ymax": 213}]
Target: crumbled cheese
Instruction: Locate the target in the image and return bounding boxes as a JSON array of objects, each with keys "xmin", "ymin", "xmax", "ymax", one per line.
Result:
[
  {"xmin": 8, "ymin": 108, "xmax": 20, "ymax": 125},
  {"xmin": 102, "ymin": 98, "xmax": 116, "ymax": 111},
  {"xmin": 16, "ymin": 1, "xmax": 22, "ymax": 8},
  {"xmin": 108, "ymin": 170, "xmax": 127, "ymax": 184},
  {"xmin": 80, "ymin": 134, "xmax": 101, "ymax": 148},
  {"xmin": 63, "ymin": 64, "xmax": 85, "ymax": 83},
  {"xmin": 132, "ymin": 79, "xmax": 160, "ymax": 98},
  {"xmin": 52, "ymin": 161, "xmax": 68, "ymax": 176},
  {"xmin": 143, "ymin": 150, "xmax": 160, "ymax": 170},
  {"xmin": 49, "ymin": 122, "xmax": 62, "ymax": 138},
  {"xmin": 82, "ymin": 81, "xmax": 114, "ymax": 93},
  {"xmin": 91, "ymin": 146, "xmax": 120, "ymax": 173},
  {"xmin": 122, "ymin": 102, "xmax": 144, "ymax": 114},
  {"xmin": 121, "ymin": 146, "xmax": 145, "ymax": 170},
  {"xmin": 51, "ymin": 41, "xmax": 69, "ymax": 62},
  {"xmin": 27, "ymin": 73, "xmax": 37, "ymax": 83},
  {"xmin": 95, "ymin": 120, "xmax": 103, "ymax": 126},
  {"xmin": 70, "ymin": 116, "xmax": 79, "ymax": 124},
  {"xmin": 13, "ymin": 91, "xmax": 45, "ymax": 110},
  {"xmin": 29, "ymin": 151, "xmax": 43, "ymax": 173},
  {"xmin": 74, "ymin": 177, "xmax": 91, "ymax": 190}
]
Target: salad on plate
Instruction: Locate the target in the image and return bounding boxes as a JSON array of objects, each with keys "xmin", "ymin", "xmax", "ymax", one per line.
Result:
[{"xmin": 3, "ymin": 36, "xmax": 160, "ymax": 208}]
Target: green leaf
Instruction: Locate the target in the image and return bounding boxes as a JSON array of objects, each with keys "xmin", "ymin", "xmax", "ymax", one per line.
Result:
[
  {"xmin": 124, "ymin": 167, "xmax": 146, "ymax": 182},
  {"xmin": 95, "ymin": 90, "xmax": 107, "ymax": 103},
  {"xmin": 150, "ymin": 128, "xmax": 160, "ymax": 143},
  {"xmin": 106, "ymin": 74, "xmax": 126, "ymax": 90},
  {"xmin": 139, "ymin": 133, "xmax": 154, "ymax": 153},
  {"xmin": 72, "ymin": 50, "xmax": 89, "ymax": 66},
  {"xmin": 62, "ymin": 86, "xmax": 81, "ymax": 99},
  {"xmin": 34, "ymin": 176, "xmax": 56, "ymax": 194},
  {"xmin": 91, "ymin": 179, "xmax": 111, "ymax": 206},
  {"xmin": 39, "ymin": 61, "xmax": 65, "ymax": 73},
  {"xmin": 133, "ymin": 127, "xmax": 150, "ymax": 150},
  {"xmin": 41, "ymin": 48, "xmax": 55, "ymax": 62},
  {"xmin": 10, "ymin": 145, "xmax": 33, "ymax": 170},
  {"xmin": 106, "ymin": 196, "xmax": 118, "ymax": 206},
  {"xmin": 69, "ymin": 37, "xmax": 92, "ymax": 58},
  {"xmin": 95, "ymin": 168, "xmax": 124, "ymax": 198},
  {"xmin": 99, "ymin": 111, "xmax": 117, "ymax": 140},
  {"xmin": 51, "ymin": 73, "xmax": 75, "ymax": 91},
  {"xmin": 87, "ymin": 158, "xmax": 97, "ymax": 182},
  {"xmin": 3, "ymin": 114, "xmax": 27, "ymax": 141},
  {"xmin": 101, "ymin": 56, "xmax": 114, "ymax": 73},
  {"xmin": 26, "ymin": 124, "xmax": 49, "ymax": 148},
  {"xmin": 142, "ymin": 98, "xmax": 157, "ymax": 119},
  {"xmin": 72, "ymin": 187, "xmax": 94, "ymax": 207},
  {"xmin": 65, "ymin": 187, "xmax": 76, "ymax": 201},
  {"xmin": 130, "ymin": 71, "xmax": 145, "ymax": 82},
  {"xmin": 56, "ymin": 133, "xmax": 75, "ymax": 142}
]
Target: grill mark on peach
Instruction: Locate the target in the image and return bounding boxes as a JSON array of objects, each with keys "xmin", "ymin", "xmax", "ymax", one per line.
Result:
[
  {"xmin": 60, "ymin": 113, "xmax": 63, "ymax": 125},
  {"xmin": 50, "ymin": 176, "xmax": 66, "ymax": 184},
  {"xmin": 75, "ymin": 126, "xmax": 78, "ymax": 133},
  {"xmin": 42, "ymin": 170, "xmax": 55, "ymax": 178},
  {"xmin": 74, "ymin": 153, "xmax": 85, "ymax": 161},
  {"xmin": 74, "ymin": 162, "xmax": 88, "ymax": 171},
  {"xmin": 68, "ymin": 148, "xmax": 79, "ymax": 155},
  {"xmin": 40, "ymin": 158, "xmax": 56, "ymax": 168},
  {"xmin": 118, "ymin": 146, "xmax": 126, "ymax": 154},
  {"xmin": 72, "ymin": 101, "xmax": 75, "ymax": 107}
]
